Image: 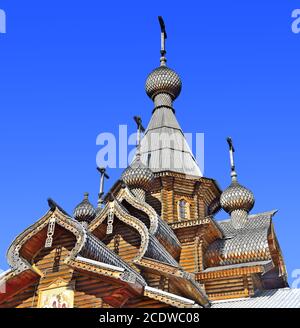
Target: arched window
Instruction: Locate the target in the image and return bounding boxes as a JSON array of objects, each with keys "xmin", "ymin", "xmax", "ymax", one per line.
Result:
[
  {"xmin": 179, "ymin": 200, "xmax": 186, "ymax": 219},
  {"xmin": 177, "ymin": 198, "xmax": 191, "ymax": 221},
  {"xmin": 178, "ymin": 199, "xmax": 190, "ymax": 220}
]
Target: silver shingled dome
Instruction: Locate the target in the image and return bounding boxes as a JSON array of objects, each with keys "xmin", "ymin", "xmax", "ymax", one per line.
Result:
[
  {"xmin": 73, "ymin": 193, "xmax": 96, "ymax": 223},
  {"xmin": 122, "ymin": 157, "xmax": 154, "ymax": 190},
  {"xmin": 220, "ymin": 181, "xmax": 255, "ymax": 214},
  {"xmin": 145, "ymin": 66, "xmax": 182, "ymax": 101}
]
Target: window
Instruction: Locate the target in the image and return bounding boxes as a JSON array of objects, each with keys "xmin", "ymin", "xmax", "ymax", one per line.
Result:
[
  {"xmin": 177, "ymin": 198, "xmax": 191, "ymax": 221},
  {"xmin": 179, "ymin": 200, "xmax": 187, "ymax": 219},
  {"xmin": 147, "ymin": 153, "xmax": 151, "ymax": 167},
  {"xmin": 178, "ymin": 199, "xmax": 191, "ymax": 220}
]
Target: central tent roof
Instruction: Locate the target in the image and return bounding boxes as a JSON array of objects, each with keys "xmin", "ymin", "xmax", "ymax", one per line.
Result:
[{"xmin": 139, "ymin": 105, "xmax": 203, "ymax": 177}]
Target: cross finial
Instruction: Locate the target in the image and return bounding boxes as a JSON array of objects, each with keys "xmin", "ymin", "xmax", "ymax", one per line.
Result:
[
  {"xmin": 158, "ymin": 16, "xmax": 167, "ymax": 66},
  {"xmin": 226, "ymin": 137, "xmax": 237, "ymax": 182},
  {"xmin": 97, "ymin": 167, "xmax": 110, "ymax": 207},
  {"xmin": 133, "ymin": 116, "xmax": 145, "ymax": 159}
]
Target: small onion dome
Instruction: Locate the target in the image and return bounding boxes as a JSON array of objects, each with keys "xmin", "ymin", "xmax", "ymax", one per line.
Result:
[
  {"xmin": 121, "ymin": 158, "xmax": 154, "ymax": 190},
  {"xmin": 220, "ymin": 181, "xmax": 255, "ymax": 214},
  {"xmin": 73, "ymin": 192, "xmax": 96, "ymax": 223},
  {"xmin": 145, "ymin": 66, "xmax": 182, "ymax": 101}
]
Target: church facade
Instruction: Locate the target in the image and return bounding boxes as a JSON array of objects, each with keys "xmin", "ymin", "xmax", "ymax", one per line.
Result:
[{"xmin": 0, "ymin": 17, "xmax": 299, "ymax": 308}]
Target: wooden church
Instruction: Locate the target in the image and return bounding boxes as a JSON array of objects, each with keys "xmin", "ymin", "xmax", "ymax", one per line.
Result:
[{"xmin": 0, "ymin": 17, "xmax": 299, "ymax": 308}]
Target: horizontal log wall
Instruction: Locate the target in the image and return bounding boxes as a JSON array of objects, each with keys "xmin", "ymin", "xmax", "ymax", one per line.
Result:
[
  {"xmin": 0, "ymin": 230, "xmax": 77, "ymax": 308},
  {"xmin": 199, "ymin": 274, "xmax": 255, "ymax": 301},
  {"xmin": 102, "ymin": 221, "xmax": 141, "ymax": 272},
  {"xmin": 0, "ymin": 282, "xmax": 38, "ymax": 308},
  {"xmin": 73, "ymin": 272, "xmax": 117, "ymax": 308}
]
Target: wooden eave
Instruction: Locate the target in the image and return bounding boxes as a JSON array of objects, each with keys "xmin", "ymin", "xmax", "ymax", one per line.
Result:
[
  {"xmin": 136, "ymin": 257, "xmax": 209, "ymax": 306},
  {"xmin": 67, "ymin": 257, "xmax": 144, "ymax": 295},
  {"xmin": 144, "ymin": 287, "xmax": 202, "ymax": 308},
  {"xmin": 137, "ymin": 257, "xmax": 183, "ymax": 276},
  {"xmin": 197, "ymin": 261, "xmax": 274, "ymax": 280},
  {"xmin": 0, "ymin": 269, "xmax": 40, "ymax": 305}
]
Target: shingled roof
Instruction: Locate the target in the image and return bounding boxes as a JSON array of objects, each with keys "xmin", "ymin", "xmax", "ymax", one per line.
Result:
[
  {"xmin": 139, "ymin": 106, "xmax": 202, "ymax": 177},
  {"xmin": 211, "ymin": 288, "xmax": 300, "ymax": 308},
  {"xmin": 205, "ymin": 211, "xmax": 277, "ymax": 266}
]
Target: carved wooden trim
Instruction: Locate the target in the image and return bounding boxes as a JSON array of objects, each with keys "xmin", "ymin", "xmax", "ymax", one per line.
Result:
[
  {"xmin": 118, "ymin": 187, "xmax": 159, "ymax": 235},
  {"xmin": 144, "ymin": 287, "xmax": 201, "ymax": 308},
  {"xmin": 7, "ymin": 208, "xmax": 87, "ymax": 275},
  {"xmin": 89, "ymin": 199, "xmax": 149, "ymax": 262}
]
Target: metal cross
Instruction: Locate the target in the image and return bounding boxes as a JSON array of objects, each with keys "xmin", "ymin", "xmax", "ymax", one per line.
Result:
[
  {"xmin": 227, "ymin": 137, "xmax": 237, "ymax": 180},
  {"xmin": 158, "ymin": 16, "xmax": 167, "ymax": 57},
  {"xmin": 134, "ymin": 116, "xmax": 145, "ymax": 150},
  {"xmin": 97, "ymin": 167, "xmax": 109, "ymax": 206}
]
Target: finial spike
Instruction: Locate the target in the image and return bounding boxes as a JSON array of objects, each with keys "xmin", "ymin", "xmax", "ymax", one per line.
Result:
[
  {"xmin": 158, "ymin": 16, "xmax": 167, "ymax": 66},
  {"xmin": 226, "ymin": 137, "xmax": 237, "ymax": 182},
  {"xmin": 97, "ymin": 167, "xmax": 109, "ymax": 207}
]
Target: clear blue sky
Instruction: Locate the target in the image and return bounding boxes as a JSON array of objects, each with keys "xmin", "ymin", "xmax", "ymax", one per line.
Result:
[{"xmin": 0, "ymin": 1, "xmax": 299, "ymax": 285}]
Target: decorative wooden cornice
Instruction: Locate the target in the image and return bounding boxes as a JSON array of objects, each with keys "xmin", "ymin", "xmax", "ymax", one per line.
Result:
[
  {"xmin": 136, "ymin": 257, "xmax": 209, "ymax": 307},
  {"xmin": 68, "ymin": 257, "xmax": 145, "ymax": 296},
  {"xmin": 68, "ymin": 258, "xmax": 125, "ymax": 280},
  {"xmin": 169, "ymin": 216, "xmax": 223, "ymax": 239},
  {"xmin": 169, "ymin": 217, "xmax": 210, "ymax": 229},
  {"xmin": 197, "ymin": 261, "xmax": 274, "ymax": 280},
  {"xmin": 209, "ymin": 290, "xmax": 249, "ymax": 301},
  {"xmin": 137, "ymin": 257, "xmax": 182, "ymax": 276}
]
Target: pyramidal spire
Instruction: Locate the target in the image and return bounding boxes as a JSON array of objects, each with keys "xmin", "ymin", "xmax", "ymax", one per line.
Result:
[{"xmin": 136, "ymin": 17, "xmax": 202, "ymax": 177}]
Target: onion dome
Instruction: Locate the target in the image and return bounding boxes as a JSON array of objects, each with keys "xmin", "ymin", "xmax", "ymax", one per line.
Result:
[
  {"xmin": 121, "ymin": 157, "xmax": 154, "ymax": 191},
  {"xmin": 220, "ymin": 181, "xmax": 255, "ymax": 214},
  {"xmin": 220, "ymin": 137, "xmax": 255, "ymax": 216},
  {"xmin": 73, "ymin": 192, "xmax": 96, "ymax": 223},
  {"xmin": 145, "ymin": 66, "xmax": 182, "ymax": 101}
]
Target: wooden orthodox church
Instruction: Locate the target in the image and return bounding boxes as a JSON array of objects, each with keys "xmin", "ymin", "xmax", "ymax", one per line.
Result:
[{"xmin": 0, "ymin": 17, "xmax": 299, "ymax": 308}]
